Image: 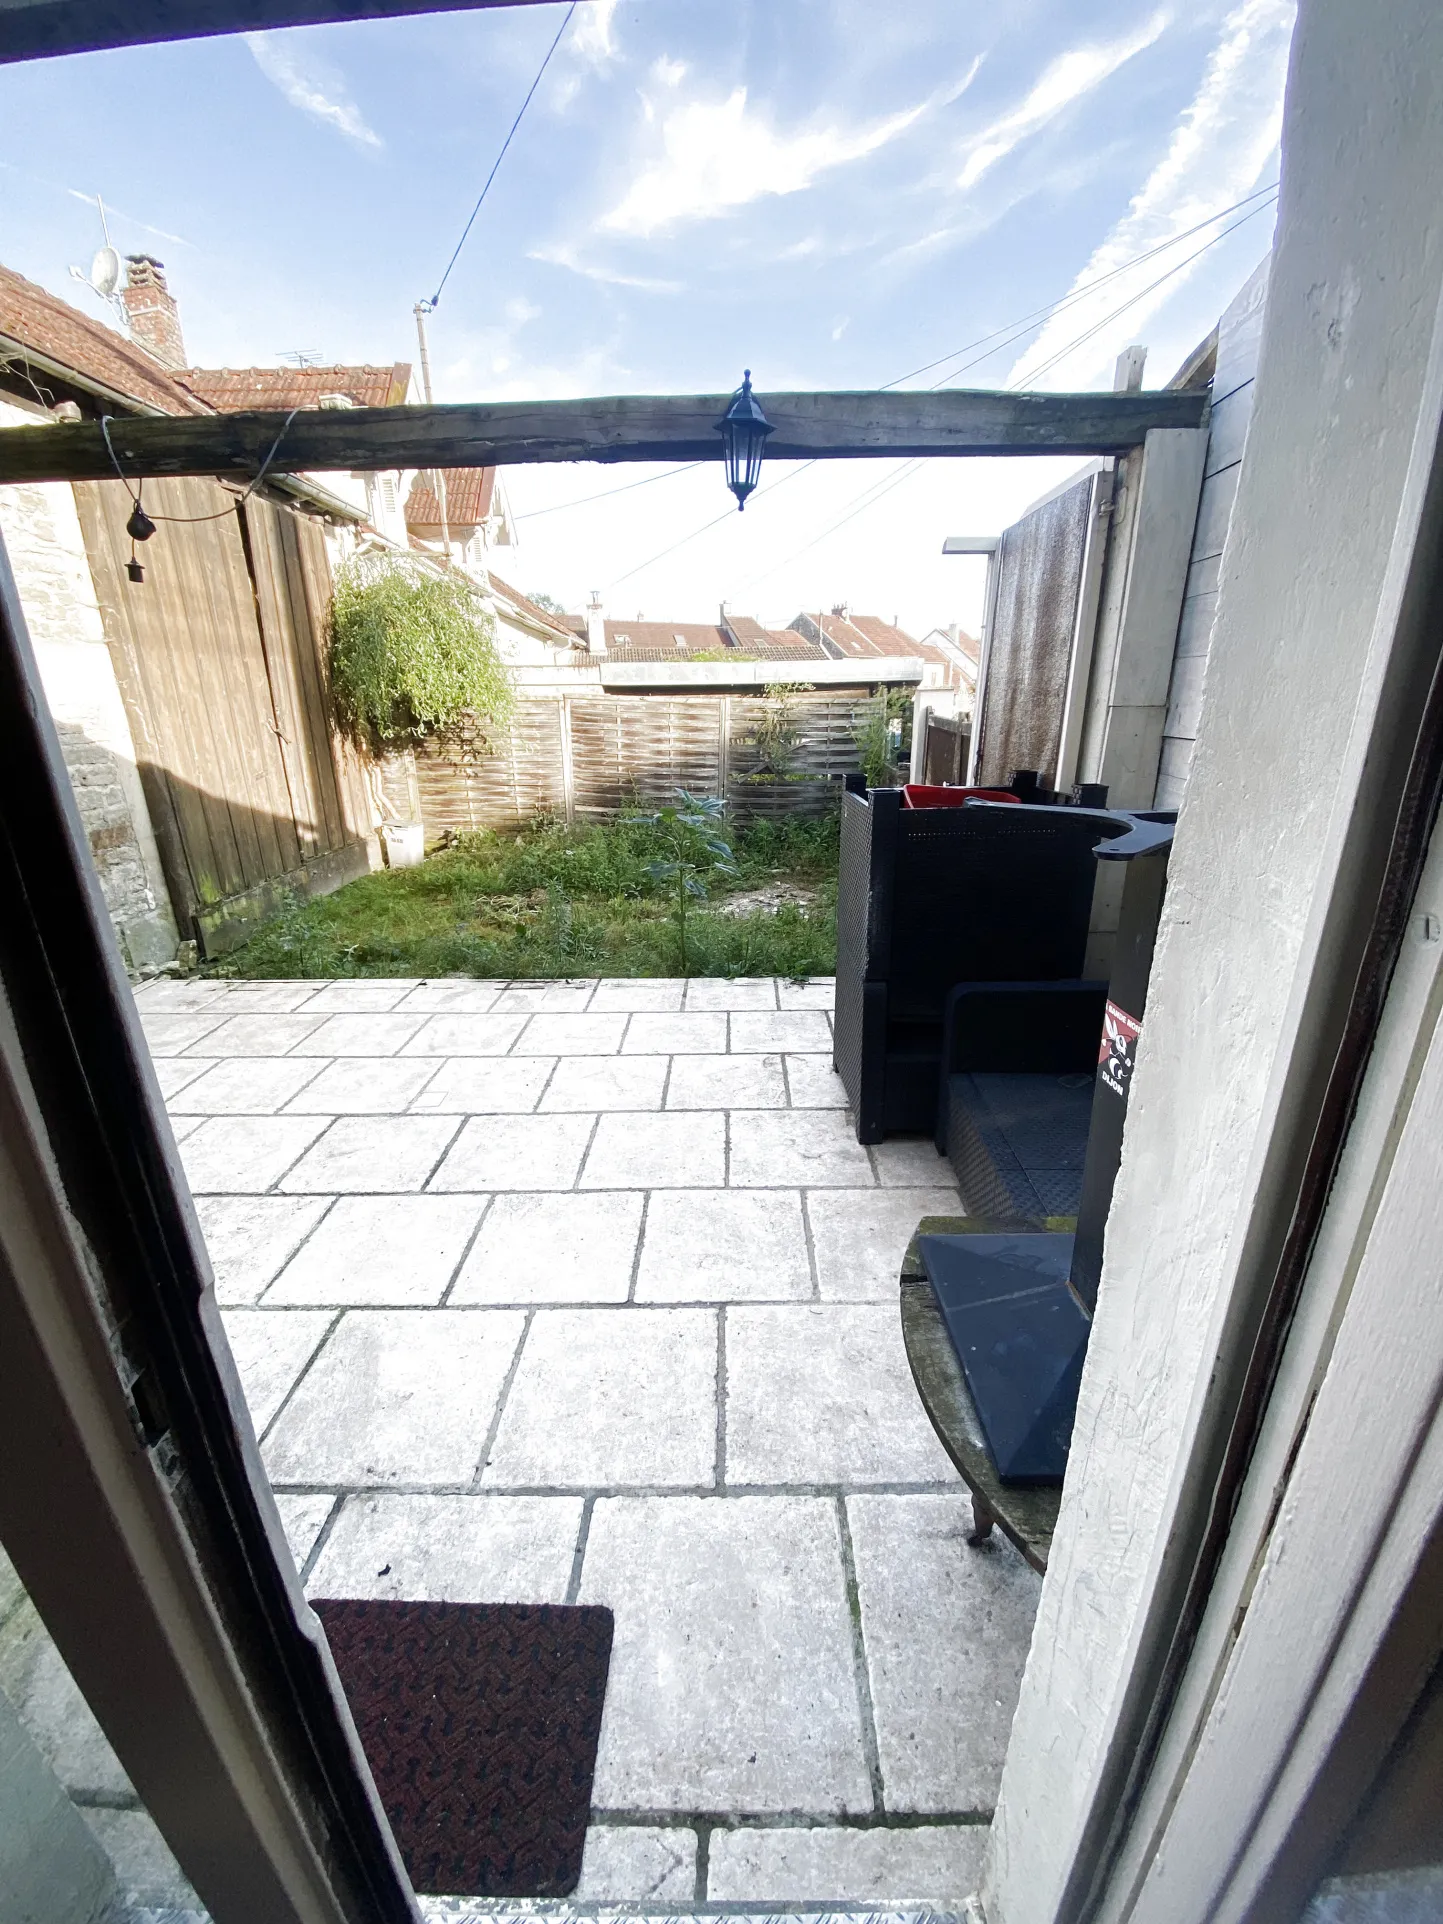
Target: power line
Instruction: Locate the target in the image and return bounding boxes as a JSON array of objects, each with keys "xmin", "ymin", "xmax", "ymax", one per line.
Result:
[
  {"xmin": 602, "ymin": 187, "xmax": 1278, "ymax": 594},
  {"xmin": 881, "ymin": 182, "xmax": 1279, "ymax": 393},
  {"xmin": 427, "ymin": 1, "xmax": 578, "ymax": 310},
  {"xmin": 733, "ymin": 194, "xmax": 1279, "ymax": 596},
  {"xmin": 514, "ymin": 461, "xmax": 707, "ymax": 520}
]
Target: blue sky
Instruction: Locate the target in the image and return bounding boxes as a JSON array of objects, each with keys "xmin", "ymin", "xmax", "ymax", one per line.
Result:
[{"xmin": 1, "ymin": 0, "xmax": 1294, "ymax": 634}]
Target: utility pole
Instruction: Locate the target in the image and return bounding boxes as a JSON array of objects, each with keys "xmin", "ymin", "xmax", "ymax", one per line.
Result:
[{"xmin": 412, "ymin": 301, "xmax": 453, "ymax": 562}]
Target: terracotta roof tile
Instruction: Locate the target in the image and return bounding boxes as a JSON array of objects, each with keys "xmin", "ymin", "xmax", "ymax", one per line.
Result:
[
  {"xmin": 486, "ymin": 572, "xmax": 581, "ymax": 643},
  {"xmin": 0, "ymin": 262, "xmax": 210, "ymax": 416},
  {"xmin": 179, "ymin": 362, "xmax": 412, "ymax": 412},
  {"xmin": 602, "ymin": 619, "xmax": 827, "ymax": 663},
  {"xmin": 405, "ymin": 467, "xmax": 497, "ymax": 530}
]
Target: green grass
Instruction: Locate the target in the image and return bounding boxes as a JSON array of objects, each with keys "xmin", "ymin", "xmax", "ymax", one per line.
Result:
[{"xmin": 214, "ymin": 812, "xmax": 840, "ymax": 980}]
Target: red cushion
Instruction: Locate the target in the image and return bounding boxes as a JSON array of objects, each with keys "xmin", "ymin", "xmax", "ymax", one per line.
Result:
[{"xmin": 901, "ymin": 784, "xmax": 1020, "ymax": 809}]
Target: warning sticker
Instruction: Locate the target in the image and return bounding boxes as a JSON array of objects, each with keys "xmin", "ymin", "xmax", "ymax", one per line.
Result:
[{"xmin": 1098, "ymin": 1000, "xmax": 1142, "ymax": 1099}]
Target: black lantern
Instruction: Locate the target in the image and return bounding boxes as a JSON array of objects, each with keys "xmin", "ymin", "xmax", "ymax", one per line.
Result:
[{"xmin": 715, "ymin": 370, "xmax": 773, "ymax": 511}]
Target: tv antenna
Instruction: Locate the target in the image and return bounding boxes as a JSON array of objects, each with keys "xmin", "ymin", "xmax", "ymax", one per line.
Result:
[
  {"xmin": 278, "ymin": 349, "xmax": 326, "ymax": 367},
  {"xmin": 68, "ymin": 196, "xmax": 125, "ymax": 327}
]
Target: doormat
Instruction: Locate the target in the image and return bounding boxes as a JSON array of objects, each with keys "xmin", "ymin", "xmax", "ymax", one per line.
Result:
[{"xmin": 313, "ymin": 1598, "xmax": 614, "ymax": 1898}]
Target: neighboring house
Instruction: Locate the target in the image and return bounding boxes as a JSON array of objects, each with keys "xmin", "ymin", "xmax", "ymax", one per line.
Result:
[
  {"xmin": 405, "ymin": 465, "xmax": 515, "ymax": 575},
  {"xmin": 568, "ymin": 605, "xmax": 829, "ymax": 665},
  {"xmin": 788, "ymin": 605, "xmax": 975, "ymax": 694},
  {"xmin": 0, "ymin": 255, "xmax": 378, "ymax": 963},
  {"xmin": 178, "ymin": 349, "xmax": 417, "ymax": 543}
]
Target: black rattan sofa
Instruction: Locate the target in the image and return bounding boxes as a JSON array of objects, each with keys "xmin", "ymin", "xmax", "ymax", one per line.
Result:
[{"xmin": 832, "ymin": 780, "xmax": 1142, "ymax": 1142}]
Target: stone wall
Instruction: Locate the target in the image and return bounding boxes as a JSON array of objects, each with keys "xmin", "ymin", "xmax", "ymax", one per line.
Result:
[{"xmin": 0, "ymin": 398, "xmax": 178, "ymax": 969}]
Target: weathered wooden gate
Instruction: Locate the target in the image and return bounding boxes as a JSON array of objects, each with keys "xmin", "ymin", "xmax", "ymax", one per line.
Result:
[{"xmin": 74, "ymin": 478, "xmax": 373, "ymax": 955}]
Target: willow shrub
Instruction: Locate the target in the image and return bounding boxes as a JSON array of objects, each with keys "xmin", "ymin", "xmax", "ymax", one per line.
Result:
[{"xmin": 329, "ymin": 554, "xmax": 514, "ymax": 746}]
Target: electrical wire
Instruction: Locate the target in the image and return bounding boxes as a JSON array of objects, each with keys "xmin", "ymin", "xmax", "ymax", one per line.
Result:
[
  {"xmin": 732, "ymin": 193, "xmax": 1279, "ymax": 596},
  {"xmin": 514, "ymin": 460, "xmax": 708, "ymax": 520},
  {"xmin": 98, "ymin": 407, "xmax": 302, "ymax": 522},
  {"xmin": 879, "ymin": 181, "xmax": 1278, "ymax": 393},
  {"xmin": 427, "ymin": 1, "xmax": 578, "ymax": 310},
  {"xmin": 602, "ymin": 187, "xmax": 1278, "ymax": 593}
]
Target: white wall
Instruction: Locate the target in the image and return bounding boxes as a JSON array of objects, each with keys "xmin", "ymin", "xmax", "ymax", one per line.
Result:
[
  {"xmin": 0, "ymin": 399, "xmax": 178, "ymax": 969},
  {"xmin": 986, "ymin": 2, "xmax": 1443, "ymax": 1916},
  {"xmin": 1153, "ymin": 259, "xmax": 1271, "ymax": 809}
]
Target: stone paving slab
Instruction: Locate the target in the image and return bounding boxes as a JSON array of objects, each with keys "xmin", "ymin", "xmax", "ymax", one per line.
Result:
[
  {"xmin": 579, "ymin": 1495, "xmax": 872, "ymax": 1815},
  {"xmin": 273, "ymin": 1493, "xmax": 335, "ymax": 1569},
  {"xmin": 219, "ymin": 1308, "xmax": 335, "ymax": 1432},
  {"xmin": 684, "ymin": 977, "xmax": 779, "ymax": 1011},
  {"xmin": 263, "ymin": 1308, "xmax": 526, "ymax": 1487},
  {"xmin": 117, "ymin": 974, "xmax": 1034, "ymax": 1911},
  {"xmin": 451, "ymin": 1192, "xmax": 644, "ymax": 1305},
  {"xmin": 731, "ymin": 1011, "xmax": 833, "ymax": 1055},
  {"xmin": 401, "ymin": 1013, "xmax": 530, "ymax": 1055},
  {"xmin": 665, "ymin": 1052, "xmax": 787, "ymax": 1111},
  {"xmin": 707, "ymin": 1824, "xmax": 988, "ymax": 1903},
  {"xmin": 729, "ymin": 1111, "xmax": 874, "ymax": 1188},
  {"xmin": 410, "ymin": 1056, "xmax": 554, "ymax": 1113},
  {"xmin": 284, "ymin": 1056, "xmax": 442, "ymax": 1114},
  {"xmin": 635, "ymin": 1191, "xmax": 811, "ymax": 1303},
  {"xmin": 576, "ymin": 1824, "xmax": 698, "ymax": 1902},
  {"xmin": 295, "ymin": 1013, "xmax": 427, "ymax": 1056},
  {"xmin": 623, "ymin": 1011, "xmax": 728, "ymax": 1055},
  {"xmin": 725, "ymin": 1308, "xmax": 958, "ymax": 1487},
  {"xmin": 278, "ymin": 1114, "xmax": 461, "ymax": 1193},
  {"xmin": 180, "ymin": 1115, "xmax": 329, "ymax": 1194},
  {"xmin": 169, "ymin": 1056, "xmax": 323, "ymax": 1114},
  {"xmin": 785, "ymin": 1053, "xmax": 850, "ymax": 1108},
  {"xmin": 431, "ymin": 1112, "xmax": 593, "ymax": 1190},
  {"xmin": 807, "ymin": 1190, "xmax": 962, "ymax": 1303},
  {"xmin": 847, "ymin": 1496, "xmax": 1040, "ymax": 1813},
  {"xmin": 392, "ymin": 982, "xmax": 504, "ymax": 1013},
  {"xmin": 307, "ymin": 1493, "xmax": 585, "ymax": 1602},
  {"xmin": 262, "ymin": 1195, "xmax": 483, "ymax": 1307},
  {"xmin": 483, "ymin": 1309, "xmax": 717, "ymax": 1488},
  {"xmin": 193, "ymin": 1195, "xmax": 331, "ymax": 1304},
  {"xmin": 181, "ymin": 1013, "xmax": 327, "ymax": 1057},
  {"xmin": 541, "ymin": 1055, "xmax": 668, "ymax": 1111},
  {"xmin": 582, "ymin": 1112, "xmax": 726, "ymax": 1189}
]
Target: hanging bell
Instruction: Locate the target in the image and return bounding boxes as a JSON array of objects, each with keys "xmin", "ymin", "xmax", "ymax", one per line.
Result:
[
  {"xmin": 126, "ymin": 502, "xmax": 156, "ymax": 542},
  {"xmin": 125, "ymin": 557, "xmax": 145, "ymax": 584}
]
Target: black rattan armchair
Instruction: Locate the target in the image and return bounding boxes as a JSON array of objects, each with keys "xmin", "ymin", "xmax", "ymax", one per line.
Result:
[{"xmin": 832, "ymin": 781, "xmax": 1144, "ymax": 1142}]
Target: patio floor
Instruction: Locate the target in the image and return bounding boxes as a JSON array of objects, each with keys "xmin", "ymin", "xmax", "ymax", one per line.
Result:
[{"xmin": 13, "ymin": 974, "xmax": 1044, "ymax": 1912}]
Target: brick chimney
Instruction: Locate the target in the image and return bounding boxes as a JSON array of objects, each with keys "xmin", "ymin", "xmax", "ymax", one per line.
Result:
[{"xmin": 121, "ymin": 255, "xmax": 186, "ymax": 370}]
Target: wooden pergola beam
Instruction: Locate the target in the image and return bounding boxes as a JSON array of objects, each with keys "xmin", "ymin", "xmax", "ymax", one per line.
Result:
[
  {"xmin": 0, "ymin": 388, "xmax": 1207, "ymax": 486},
  {"xmin": 0, "ymin": 0, "xmax": 541, "ymax": 63}
]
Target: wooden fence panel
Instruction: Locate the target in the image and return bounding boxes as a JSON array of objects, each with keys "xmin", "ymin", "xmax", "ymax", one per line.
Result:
[
  {"xmin": 570, "ymin": 695, "xmax": 724, "ymax": 815},
  {"xmin": 414, "ymin": 700, "xmax": 566, "ymax": 834},
  {"xmin": 243, "ymin": 497, "xmax": 373, "ymax": 862},
  {"xmin": 75, "ymin": 478, "xmax": 371, "ymax": 954}
]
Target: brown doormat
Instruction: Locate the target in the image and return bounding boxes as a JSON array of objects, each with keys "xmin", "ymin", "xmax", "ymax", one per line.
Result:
[{"xmin": 313, "ymin": 1598, "xmax": 614, "ymax": 1898}]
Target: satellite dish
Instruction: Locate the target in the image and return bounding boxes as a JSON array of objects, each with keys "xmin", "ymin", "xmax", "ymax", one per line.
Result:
[{"xmin": 91, "ymin": 246, "xmax": 122, "ymax": 297}]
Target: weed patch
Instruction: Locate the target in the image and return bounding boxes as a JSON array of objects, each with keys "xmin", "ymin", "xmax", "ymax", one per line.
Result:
[{"xmin": 215, "ymin": 811, "xmax": 839, "ymax": 980}]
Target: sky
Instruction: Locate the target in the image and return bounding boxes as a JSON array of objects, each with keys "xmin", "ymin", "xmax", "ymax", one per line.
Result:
[{"xmin": 0, "ymin": 0, "xmax": 1296, "ymax": 637}]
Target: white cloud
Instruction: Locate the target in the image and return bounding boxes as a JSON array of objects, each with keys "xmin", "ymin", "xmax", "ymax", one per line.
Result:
[
  {"xmin": 652, "ymin": 55, "xmax": 688, "ymax": 88},
  {"xmin": 957, "ymin": 12, "xmax": 1170, "ymax": 191},
  {"xmin": 599, "ymin": 85, "xmax": 937, "ymax": 239},
  {"xmin": 572, "ymin": 0, "xmax": 619, "ymax": 67},
  {"xmin": 1007, "ymin": 0, "xmax": 1294, "ymax": 389},
  {"xmin": 246, "ymin": 33, "xmax": 382, "ymax": 148},
  {"xmin": 529, "ymin": 242, "xmax": 684, "ymax": 293}
]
